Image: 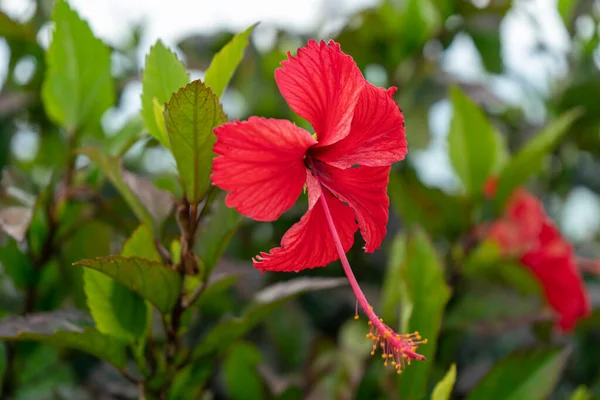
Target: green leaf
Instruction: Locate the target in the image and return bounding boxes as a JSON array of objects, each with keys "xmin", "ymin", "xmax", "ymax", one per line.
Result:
[
  {"xmin": 379, "ymin": 233, "xmax": 405, "ymax": 325},
  {"xmin": 569, "ymin": 386, "xmax": 592, "ymax": 400},
  {"xmin": 467, "ymin": 348, "xmax": 569, "ymax": 400},
  {"xmin": 192, "ymin": 277, "xmax": 346, "ymax": 359},
  {"xmin": 105, "ymin": 116, "xmax": 145, "ymax": 157},
  {"xmin": 196, "ymin": 192, "xmax": 243, "ymax": 278},
  {"xmin": 397, "ymin": 230, "xmax": 451, "ymax": 400},
  {"xmin": 83, "ymin": 225, "xmax": 158, "ymax": 340},
  {"xmin": 164, "ymin": 80, "xmax": 227, "ymax": 203},
  {"xmin": 204, "ymin": 24, "xmax": 256, "ymax": 98},
  {"xmin": 222, "ymin": 342, "xmax": 265, "ymax": 400},
  {"xmin": 141, "ymin": 40, "xmax": 189, "ymax": 147},
  {"xmin": 448, "ymin": 85, "xmax": 498, "ymax": 194},
  {"xmin": 74, "ymin": 256, "xmax": 181, "ymax": 313},
  {"xmin": 79, "ymin": 147, "xmax": 155, "ymax": 232},
  {"xmin": 431, "ymin": 364, "xmax": 456, "ymax": 400},
  {"xmin": 0, "ymin": 237, "xmax": 37, "ymax": 289},
  {"xmin": 558, "ymin": 0, "xmax": 578, "ymax": 27},
  {"xmin": 41, "ymin": 0, "xmax": 113, "ymax": 131},
  {"xmin": 0, "ymin": 310, "xmax": 127, "ymax": 368},
  {"xmin": 122, "ymin": 171, "xmax": 174, "ymax": 228},
  {"xmin": 493, "ymin": 109, "xmax": 582, "ymax": 210}
]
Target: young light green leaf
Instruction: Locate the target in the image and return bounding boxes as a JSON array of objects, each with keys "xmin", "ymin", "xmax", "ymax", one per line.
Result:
[
  {"xmin": 431, "ymin": 364, "xmax": 457, "ymax": 400},
  {"xmin": 468, "ymin": 348, "xmax": 569, "ymax": 400},
  {"xmin": 196, "ymin": 192, "xmax": 243, "ymax": 279},
  {"xmin": 41, "ymin": 0, "xmax": 114, "ymax": 131},
  {"xmin": 164, "ymin": 80, "xmax": 227, "ymax": 204},
  {"xmin": 447, "ymin": 85, "xmax": 498, "ymax": 195},
  {"xmin": 83, "ymin": 225, "xmax": 159, "ymax": 340},
  {"xmin": 0, "ymin": 310, "xmax": 127, "ymax": 368},
  {"xmin": 79, "ymin": 147, "xmax": 155, "ymax": 232},
  {"xmin": 569, "ymin": 386, "xmax": 592, "ymax": 400},
  {"xmin": 397, "ymin": 230, "xmax": 451, "ymax": 400},
  {"xmin": 204, "ymin": 24, "xmax": 256, "ymax": 98},
  {"xmin": 141, "ymin": 41, "xmax": 189, "ymax": 147},
  {"xmin": 493, "ymin": 109, "xmax": 582, "ymax": 210},
  {"xmin": 74, "ymin": 256, "xmax": 181, "ymax": 313}
]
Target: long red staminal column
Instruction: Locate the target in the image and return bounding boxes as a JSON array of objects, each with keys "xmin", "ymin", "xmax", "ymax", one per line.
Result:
[{"xmin": 318, "ymin": 194, "xmax": 426, "ymax": 371}]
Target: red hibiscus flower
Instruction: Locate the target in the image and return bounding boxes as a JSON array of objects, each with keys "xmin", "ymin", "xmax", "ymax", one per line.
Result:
[
  {"xmin": 484, "ymin": 178, "xmax": 590, "ymax": 331},
  {"xmin": 212, "ymin": 40, "xmax": 425, "ymax": 369}
]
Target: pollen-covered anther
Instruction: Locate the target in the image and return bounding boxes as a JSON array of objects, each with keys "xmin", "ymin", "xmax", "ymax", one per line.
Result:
[{"xmin": 364, "ymin": 315, "xmax": 426, "ymax": 372}]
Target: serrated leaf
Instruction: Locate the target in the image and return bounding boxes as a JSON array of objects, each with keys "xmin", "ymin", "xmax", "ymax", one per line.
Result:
[
  {"xmin": 141, "ymin": 41, "xmax": 189, "ymax": 147},
  {"xmin": 0, "ymin": 310, "xmax": 127, "ymax": 368},
  {"xmin": 83, "ymin": 225, "xmax": 158, "ymax": 340},
  {"xmin": 0, "ymin": 206, "xmax": 32, "ymax": 242},
  {"xmin": 41, "ymin": 0, "xmax": 114, "ymax": 131},
  {"xmin": 74, "ymin": 256, "xmax": 181, "ymax": 313},
  {"xmin": 204, "ymin": 24, "xmax": 256, "ymax": 98},
  {"xmin": 493, "ymin": 109, "xmax": 582, "ymax": 210},
  {"xmin": 196, "ymin": 192, "xmax": 243, "ymax": 278},
  {"xmin": 431, "ymin": 364, "xmax": 456, "ymax": 400},
  {"xmin": 397, "ymin": 231, "xmax": 451, "ymax": 400},
  {"xmin": 467, "ymin": 348, "xmax": 569, "ymax": 400},
  {"xmin": 448, "ymin": 85, "xmax": 498, "ymax": 194},
  {"xmin": 164, "ymin": 80, "xmax": 227, "ymax": 203},
  {"xmin": 79, "ymin": 147, "xmax": 155, "ymax": 232},
  {"xmin": 192, "ymin": 277, "xmax": 346, "ymax": 359}
]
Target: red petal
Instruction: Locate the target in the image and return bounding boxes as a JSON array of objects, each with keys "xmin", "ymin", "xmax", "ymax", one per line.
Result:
[
  {"xmin": 313, "ymin": 84, "xmax": 407, "ymax": 168},
  {"xmin": 253, "ymin": 181, "xmax": 357, "ymax": 272},
  {"xmin": 315, "ymin": 161, "xmax": 390, "ymax": 253},
  {"xmin": 521, "ymin": 221, "xmax": 590, "ymax": 331},
  {"xmin": 212, "ymin": 117, "xmax": 316, "ymax": 221},
  {"xmin": 275, "ymin": 40, "xmax": 366, "ymax": 147}
]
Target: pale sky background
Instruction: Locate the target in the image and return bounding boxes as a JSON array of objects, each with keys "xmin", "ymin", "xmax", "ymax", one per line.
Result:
[{"xmin": 1, "ymin": 0, "xmax": 599, "ymax": 242}]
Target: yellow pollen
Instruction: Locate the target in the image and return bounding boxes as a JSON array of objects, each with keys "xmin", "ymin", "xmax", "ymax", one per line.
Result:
[
  {"xmin": 311, "ymin": 133, "xmax": 318, "ymax": 140},
  {"xmin": 354, "ymin": 315, "xmax": 359, "ymax": 320}
]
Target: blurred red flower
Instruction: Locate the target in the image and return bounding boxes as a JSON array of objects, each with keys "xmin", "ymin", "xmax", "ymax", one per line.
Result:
[
  {"xmin": 212, "ymin": 40, "xmax": 424, "ymax": 369},
  {"xmin": 484, "ymin": 178, "xmax": 590, "ymax": 331}
]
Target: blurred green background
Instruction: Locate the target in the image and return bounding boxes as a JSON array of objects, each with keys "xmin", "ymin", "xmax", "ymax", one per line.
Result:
[{"xmin": 1, "ymin": 0, "xmax": 600, "ymax": 399}]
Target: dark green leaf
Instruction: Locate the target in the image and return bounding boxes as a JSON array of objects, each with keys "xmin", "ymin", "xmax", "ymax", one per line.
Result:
[
  {"xmin": 467, "ymin": 348, "xmax": 569, "ymax": 400},
  {"xmin": 0, "ymin": 238, "xmax": 36, "ymax": 289},
  {"xmin": 74, "ymin": 256, "xmax": 181, "ymax": 313},
  {"xmin": 388, "ymin": 169, "xmax": 467, "ymax": 237},
  {"xmin": 193, "ymin": 277, "xmax": 346, "ymax": 359},
  {"xmin": 79, "ymin": 147, "xmax": 155, "ymax": 232},
  {"xmin": 397, "ymin": 231, "xmax": 451, "ymax": 400},
  {"xmin": 493, "ymin": 109, "xmax": 582, "ymax": 210},
  {"xmin": 164, "ymin": 80, "xmax": 227, "ymax": 203},
  {"xmin": 196, "ymin": 192, "xmax": 243, "ymax": 278},
  {"xmin": 205, "ymin": 24, "xmax": 256, "ymax": 98},
  {"xmin": 141, "ymin": 41, "xmax": 189, "ymax": 147},
  {"xmin": 41, "ymin": 0, "xmax": 114, "ymax": 131},
  {"xmin": 222, "ymin": 342, "xmax": 265, "ymax": 400},
  {"xmin": 83, "ymin": 225, "xmax": 157, "ymax": 340},
  {"xmin": 431, "ymin": 364, "xmax": 456, "ymax": 400},
  {"xmin": 0, "ymin": 310, "xmax": 126, "ymax": 368},
  {"xmin": 448, "ymin": 85, "xmax": 498, "ymax": 194}
]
